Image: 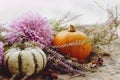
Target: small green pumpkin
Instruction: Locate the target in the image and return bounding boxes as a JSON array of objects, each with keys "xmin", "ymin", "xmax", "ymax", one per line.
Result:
[{"xmin": 4, "ymin": 47, "xmax": 47, "ymax": 80}]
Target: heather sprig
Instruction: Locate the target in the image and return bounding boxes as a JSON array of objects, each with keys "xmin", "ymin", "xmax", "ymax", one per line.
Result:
[{"xmin": 46, "ymin": 49, "xmax": 84, "ymax": 75}]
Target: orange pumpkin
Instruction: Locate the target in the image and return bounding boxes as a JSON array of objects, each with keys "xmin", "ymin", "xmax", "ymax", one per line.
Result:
[{"xmin": 53, "ymin": 25, "xmax": 92, "ymax": 61}]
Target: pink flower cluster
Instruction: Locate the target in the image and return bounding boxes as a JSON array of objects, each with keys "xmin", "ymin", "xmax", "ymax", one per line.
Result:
[
  {"xmin": 0, "ymin": 41, "xmax": 4, "ymax": 66},
  {"xmin": 6, "ymin": 13, "xmax": 53, "ymax": 47}
]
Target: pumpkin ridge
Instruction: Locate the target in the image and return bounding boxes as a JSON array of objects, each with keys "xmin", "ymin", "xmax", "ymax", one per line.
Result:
[
  {"xmin": 5, "ymin": 50, "xmax": 18, "ymax": 74},
  {"xmin": 31, "ymin": 52, "xmax": 38, "ymax": 74},
  {"xmin": 18, "ymin": 51, "xmax": 22, "ymax": 76},
  {"xmin": 5, "ymin": 55, "xmax": 10, "ymax": 74},
  {"xmin": 38, "ymin": 49, "xmax": 46, "ymax": 70},
  {"xmin": 40, "ymin": 52, "xmax": 45, "ymax": 69},
  {"xmin": 4, "ymin": 49, "xmax": 17, "ymax": 65},
  {"xmin": 32, "ymin": 49, "xmax": 45, "ymax": 71},
  {"xmin": 68, "ymin": 35, "xmax": 71, "ymax": 56}
]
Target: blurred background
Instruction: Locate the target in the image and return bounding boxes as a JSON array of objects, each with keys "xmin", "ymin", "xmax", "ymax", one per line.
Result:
[{"xmin": 0, "ymin": 0, "xmax": 120, "ymax": 24}]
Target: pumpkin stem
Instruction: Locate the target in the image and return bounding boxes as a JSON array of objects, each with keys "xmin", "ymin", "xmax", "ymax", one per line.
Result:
[
  {"xmin": 68, "ymin": 25, "xmax": 76, "ymax": 32},
  {"xmin": 17, "ymin": 43, "xmax": 26, "ymax": 50},
  {"xmin": 17, "ymin": 38, "xmax": 26, "ymax": 50}
]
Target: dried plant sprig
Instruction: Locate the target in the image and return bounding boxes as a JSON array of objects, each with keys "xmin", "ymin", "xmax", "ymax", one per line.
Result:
[
  {"xmin": 46, "ymin": 49, "xmax": 85, "ymax": 75},
  {"xmin": 0, "ymin": 24, "xmax": 9, "ymax": 42},
  {"xmin": 50, "ymin": 13, "xmax": 83, "ymax": 27},
  {"xmin": 52, "ymin": 7, "xmax": 120, "ymax": 54},
  {"xmin": 52, "ymin": 40, "xmax": 91, "ymax": 48},
  {"xmin": 0, "ymin": 24, "xmax": 8, "ymax": 33},
  {"xmin": 51, "ymin": 13, "xmax": 83, "ymax": 34},
  {"xmin": 11, "ymin": 41, "xmax": 45, "ymax": 50}
]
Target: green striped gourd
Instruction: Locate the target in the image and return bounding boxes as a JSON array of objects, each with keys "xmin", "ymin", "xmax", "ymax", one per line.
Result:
[{"xmin": 4, "ymin": 47, "xmax": 47, "ymax": 80}]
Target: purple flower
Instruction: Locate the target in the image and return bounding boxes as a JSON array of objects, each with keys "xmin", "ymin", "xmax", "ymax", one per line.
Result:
[
  {"xmin": 6, "ymin": 12, "xmax": 53, "ymax": 47},
  {"xmin": 0, "ymin": 41, "xmax": 4, "ymax": 66},
  {"xmin": 6, "ymin": 32, "xmax": 20, "ymax": 44}
]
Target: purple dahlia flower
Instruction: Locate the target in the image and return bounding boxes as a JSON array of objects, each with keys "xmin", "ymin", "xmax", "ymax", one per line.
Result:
[{"xmin": 6, "ymin": 12, "xmax": 53, "ymax": 47}]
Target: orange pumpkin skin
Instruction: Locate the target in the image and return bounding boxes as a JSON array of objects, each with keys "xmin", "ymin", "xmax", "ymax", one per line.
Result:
[{"xmin": 53, "ymin": 25, "xmax": 92, "ymax": 60}]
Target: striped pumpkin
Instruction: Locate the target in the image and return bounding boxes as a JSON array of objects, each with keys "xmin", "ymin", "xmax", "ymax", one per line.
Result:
[{"xmin": 4, "ymin": 47, "xmax": 47, "ymax": 80}]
